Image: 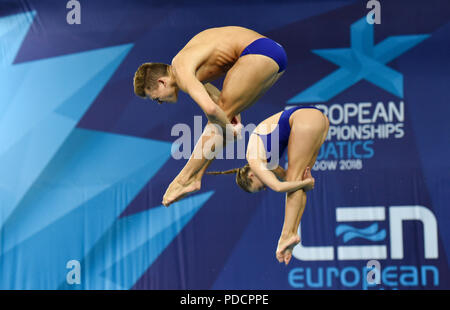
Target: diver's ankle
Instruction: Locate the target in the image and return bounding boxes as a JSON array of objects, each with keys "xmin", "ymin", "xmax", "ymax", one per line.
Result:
[{"xmin": 279, "ymin": 231, "xmax": 298, "ymax": 241}]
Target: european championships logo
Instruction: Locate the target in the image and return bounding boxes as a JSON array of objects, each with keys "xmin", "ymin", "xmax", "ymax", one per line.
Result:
[{"xmin": 286, "ymin": 16, "xmax": 429, "ymax": 173}]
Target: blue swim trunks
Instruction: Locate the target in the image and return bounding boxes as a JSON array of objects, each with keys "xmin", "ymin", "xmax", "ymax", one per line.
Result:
[{"xmin": 240, "ymin": 37, "xmax": 288, "ymax": 73}]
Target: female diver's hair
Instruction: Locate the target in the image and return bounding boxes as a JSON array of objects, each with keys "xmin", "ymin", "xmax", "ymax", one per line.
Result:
[{"xmin": 206, "ymin": 164, "xmax": 253, "ymax": 193}]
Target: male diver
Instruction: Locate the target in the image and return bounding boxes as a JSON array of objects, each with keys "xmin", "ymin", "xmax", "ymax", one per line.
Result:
[{"xmin": 133, "ymin": 26, "xmax": 287, "ymax": 206}]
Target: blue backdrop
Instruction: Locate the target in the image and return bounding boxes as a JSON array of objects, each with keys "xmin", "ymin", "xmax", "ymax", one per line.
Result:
[{"xmin": 0, "ymin": 0, "xmax": 449, "ymax": 290}]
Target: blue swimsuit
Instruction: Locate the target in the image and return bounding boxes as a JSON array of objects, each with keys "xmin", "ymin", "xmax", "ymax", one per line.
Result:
[
  {"xmin": 255, "ymin": 106, "xmax": 320, "ymax": 162},
  {"xmin": 240, "ymin": 37, "xmax": 287, "ymax": 73}
]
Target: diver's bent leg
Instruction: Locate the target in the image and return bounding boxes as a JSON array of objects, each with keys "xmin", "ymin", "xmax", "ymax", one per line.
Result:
[
  {"xmin": 276, "ymin": 113, "xmax": 328, "ymax": 264},
  {"xmin": 164, "ymin": 56, "xmax": 281, "ymax": 207},
  {"xmin": 162, "ymin": 122, "xmax": 232, "ymax": 206}
]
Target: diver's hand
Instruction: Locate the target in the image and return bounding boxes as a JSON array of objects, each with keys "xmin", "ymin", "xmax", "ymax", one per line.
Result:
[
  {"xmin": 302, "ymin": 167, "xmax": 315, "ymax": 192},
  {"xmin": 233, "ymin": 122, "xmax": 243, "ymax": 140},
  {"xmin": 230, "ymin": 115, "xmax": 243, "ymax": 140}
]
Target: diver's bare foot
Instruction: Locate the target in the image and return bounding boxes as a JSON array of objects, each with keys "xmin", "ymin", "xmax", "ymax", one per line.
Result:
[
  {"xmin": 276, "ymin": 234, "xmax": 301, "ymax": 266},
  {"xmin": 162, "ymin": 177, "xmax": 201, "ymax": 207}
]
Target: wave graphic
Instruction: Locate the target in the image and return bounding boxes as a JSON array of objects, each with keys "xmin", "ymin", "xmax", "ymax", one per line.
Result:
[{"xmin": 335, "ymin": 223, "xmax": 386, "ymax": 243}]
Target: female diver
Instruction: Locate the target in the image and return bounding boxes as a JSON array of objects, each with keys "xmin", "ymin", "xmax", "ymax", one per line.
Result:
[{"xmin": 208, "ymin": 106, "xmax": 329, "ymax": 265}]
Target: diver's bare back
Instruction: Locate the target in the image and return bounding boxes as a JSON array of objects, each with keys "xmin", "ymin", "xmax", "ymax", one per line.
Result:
[{"xmin": 172, "ymin": 26, "xmax": 266, "ymax": 83}]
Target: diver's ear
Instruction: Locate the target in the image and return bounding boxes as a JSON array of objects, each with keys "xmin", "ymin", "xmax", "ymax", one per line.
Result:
[{"xmin": 158, "ymin": 77, "xmax": 167, "ymax": 87}]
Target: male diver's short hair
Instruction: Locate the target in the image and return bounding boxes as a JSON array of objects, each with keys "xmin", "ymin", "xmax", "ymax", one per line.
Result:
[
  {"xmin": 207, "ymin": 164, "xmax": 253, "ymax": 193},
  {"xmin": 133, "ymin": 63, "xmax": 169, "ymax": 98}
]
